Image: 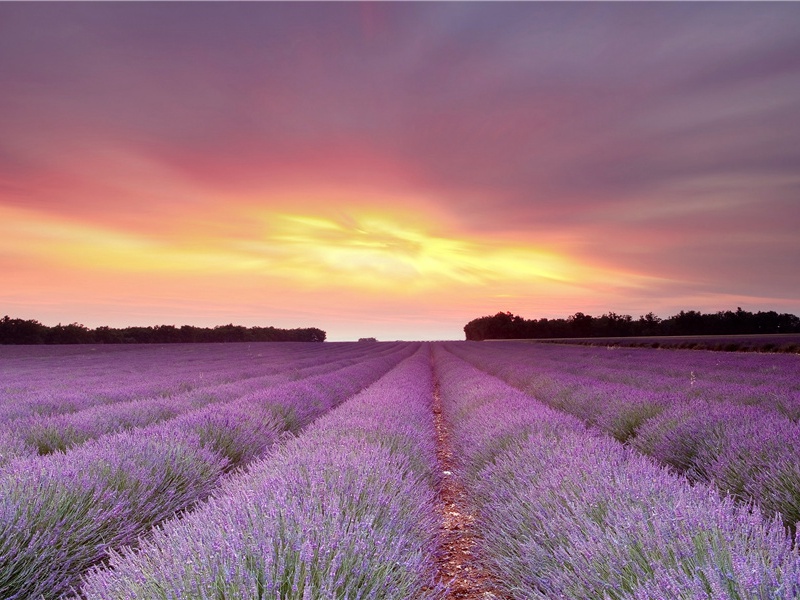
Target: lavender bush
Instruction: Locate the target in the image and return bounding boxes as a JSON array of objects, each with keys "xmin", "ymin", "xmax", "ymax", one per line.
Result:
[
  {"xmin": 0, "ymin": 429, "xmax": 31, "ymax": 466},
  {"xmin": 634, "ymin": 401, "xmax": 800, "ymax": 528},
  {"xmin": 0, "ymin": 430, "xmax": 228, "ymax": 600},
  {"xmin": 434, "ymin": 347, "xmax": 800, "ymax": 599},
  {"xmin": 1, "ymin": 344, "xmax": 414, "ymax": 599},
  {"xmin": 80, "ymin": 348, "xmax": 441, "ymax": 599},
  {"xmin": 451, "ymin": 341, "xmax": 800, "ymax": 419},
  {"xmin": 449, "ymin": 341, "xmax": 800, "ymax": 528},
  {"xmin": 0, "ymin": 342, "xmax": 400, "ymax": 424},
  {"xmin": 1, "ymin": 342, "xmax": 413, "ymax": 467}
]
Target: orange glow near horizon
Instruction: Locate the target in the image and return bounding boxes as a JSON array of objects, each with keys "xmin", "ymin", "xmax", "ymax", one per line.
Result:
[
  {"xmin": 1, "ymin": 193, "xmax": 644, "ymax": 292},
  {"xmin": 1, "ymin": 190, "xmax": 665, "ymax": 339}
]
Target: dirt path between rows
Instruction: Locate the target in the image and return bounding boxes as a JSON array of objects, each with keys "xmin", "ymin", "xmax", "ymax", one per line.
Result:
[{"xmin": 430, "ymin": 380, "xmax": 511, "ymax": 600}]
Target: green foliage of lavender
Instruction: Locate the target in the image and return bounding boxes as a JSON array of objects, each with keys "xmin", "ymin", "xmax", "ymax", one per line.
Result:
[
  {"xmin": 0, "ymin": 429, "xmax": 31, "ymax": 467},
  {"xmin": 80, "ymin": 349, "xmax": 441, "ymax": 599},
  {"xmin": 434, "ymin": 347, "xmax": 800, "ymax": 599},
  {"xmin": 0, "ymin": 344, "xmax": 414, "ymax": 599},
  {"xmin": 478, "ymin": 438, "xmax": 800, "ymax": 600},
  {"xmin": 633, "ymin": 401, "xmax": 800, "ymax": 529},
  {"xmin": 450, "ymin": 341, "xmax": 800, "ymax": 529},
  {"xmin": 0, "ymin": 342, "xmax": 414, "ymax": 466},
  {"xmin": 0, "ymin": 341, "xmax": 401, "ymax": 421},
  {"xmin": 0, "ymin": 431, "xmax": 228, "ymax": 600}
]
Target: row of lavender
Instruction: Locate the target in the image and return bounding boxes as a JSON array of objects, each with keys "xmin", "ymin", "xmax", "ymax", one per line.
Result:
[
  {"xmin": 0, "ymin": 343, "xmax": 306, "ymax": 419},
  {"xmin": 78, "ymin": 347, "xmax": 442, "ymax": 599},
  {"xmin": 0, "ymin": 342, "xmax": 404, "ymax": 466},
  {"xmin": 0, "ymin": 343, "xmax": 416, "ymax": 599},
  {"xmin": 492, "ymin": 342, "xmax": 800, "ymax": 419},
  {"xmin": 448, "ymin": 341, "xmax": 800, "ymax": 530},
  {"xmin": 0, "ymin": 342, "xmax": 394, "ymax": 422},
  {"xmin": 6, "ymin": 341, "xmax": 799, "ymax": 598},
  {"xmin": 434, "ymin": 347, "xmax": 800, "ymax": 599},
  {"xmin": 77, "ymin": 345, "xmax": 800, "ymax": 598}
]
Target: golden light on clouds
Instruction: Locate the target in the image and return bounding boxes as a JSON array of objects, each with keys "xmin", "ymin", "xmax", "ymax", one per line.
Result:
[
  {"xmin": 0, "ymin": 205, "xmax": 251, "ymax": 274},
  {"xmin": 2, "ymin": 201, "xmax": 604, "ymax": 295},
  {"xmin": 256, "ymin": 212, "xmax": 578, "ymax": 292},
  {"xmin": 1, "ymin": 194, "xmax": 679, "ymax": 341}
]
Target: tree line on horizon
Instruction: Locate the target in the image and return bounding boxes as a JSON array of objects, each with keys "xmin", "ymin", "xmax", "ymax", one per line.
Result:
[
  {"xmin": 463, "ymin": 308, "xmax": 800, "ymax": 341},
  {"xmin": 0, "ymin": 316, "xmax": 326, "ymax": 344}
]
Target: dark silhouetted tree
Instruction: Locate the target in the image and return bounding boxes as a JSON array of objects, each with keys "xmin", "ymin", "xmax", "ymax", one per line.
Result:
[
  {"xmin": 463, "ymin": 308, "xmax": 800, "ymax": 340},
  {"xmin": 0, "ymin": 317, "xmax": 326, "ymax": 344}
]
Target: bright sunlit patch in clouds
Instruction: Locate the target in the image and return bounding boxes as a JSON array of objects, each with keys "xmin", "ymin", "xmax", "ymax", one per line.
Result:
[
  {"xmin": 1, "ymin": 199, "xmax": 605, "ymax": 296},
  {"xmin": 242, "ymin": 209, "xmax": 582, "ymax": 293},
  {"xmin": 2, "ymin": 193, "xmax": 662, "ymax": 341}
]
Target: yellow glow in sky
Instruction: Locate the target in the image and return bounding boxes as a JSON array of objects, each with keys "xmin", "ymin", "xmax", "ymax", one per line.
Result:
[
  {"xmin": 1, "ymin": 199, "xmax": 667, "ymax": 339},
  {"xmin": 1, "ymin": 200, "xmax": 648, "ymax": 291},
  {"xmin": 247, "ymin": 212, "xmax": 578, "ymax": 292}
]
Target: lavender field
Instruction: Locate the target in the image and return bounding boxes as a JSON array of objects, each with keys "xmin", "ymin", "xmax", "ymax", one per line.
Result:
[{"xmin": 2, "ymin": 342, "xmax": 800, "ymax": 599}]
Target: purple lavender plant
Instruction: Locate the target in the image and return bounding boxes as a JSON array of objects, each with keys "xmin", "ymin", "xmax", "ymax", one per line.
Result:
[
  {"xmin": 80, "ymin": 348, "xmax": 441, "ymax": 599},
  {"xmin": 2, "ymin": 342, "xmax": 415, "ymax": 466},
  {"xmin": 434, "ymin": 346, "xmax": 800, "ymax": 600},
  {"xmin": 449, "ymin": 341, "xmax": 800, "ymax": 529},
  {"xmin": 0, "ymin": 430, "xmax": 228, "ymax": 600},
  {"xmin": 1, "ymin": 341, "xmax": 400, "ymax": 424},
  {"xmin": 1, "ymin": 343, "xmax": 417, "ymax": 599}
]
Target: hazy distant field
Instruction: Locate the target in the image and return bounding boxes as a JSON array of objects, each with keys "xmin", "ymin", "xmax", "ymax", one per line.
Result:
[
  {"xmin": 2, "ymin": 342, "xmax": 799, "ymax": 599},
  {"xmin": 521, "ymin": 333, "xmax": 800, "ymax": 353}
]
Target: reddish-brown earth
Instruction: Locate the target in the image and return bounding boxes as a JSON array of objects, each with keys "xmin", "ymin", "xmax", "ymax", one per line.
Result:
[{"xmin": 429, "ymin": 382, "xmax": 512, "ymax": 600}]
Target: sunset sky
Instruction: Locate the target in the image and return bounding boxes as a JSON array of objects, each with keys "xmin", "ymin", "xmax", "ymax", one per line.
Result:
[{"xmin": 2, "ymin": 2, "xmax": 799, "ymax": 341}]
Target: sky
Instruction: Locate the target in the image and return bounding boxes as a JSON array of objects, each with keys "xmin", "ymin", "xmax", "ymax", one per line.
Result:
[{"xmin": 1, "ymin": 2, "xmax": 799, "ymax": 341}]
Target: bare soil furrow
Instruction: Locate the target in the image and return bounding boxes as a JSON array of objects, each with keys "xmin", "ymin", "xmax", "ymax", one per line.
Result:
[{"xmin": 430, "ymin": 379, "xmax": 510, "ymax": 600}]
